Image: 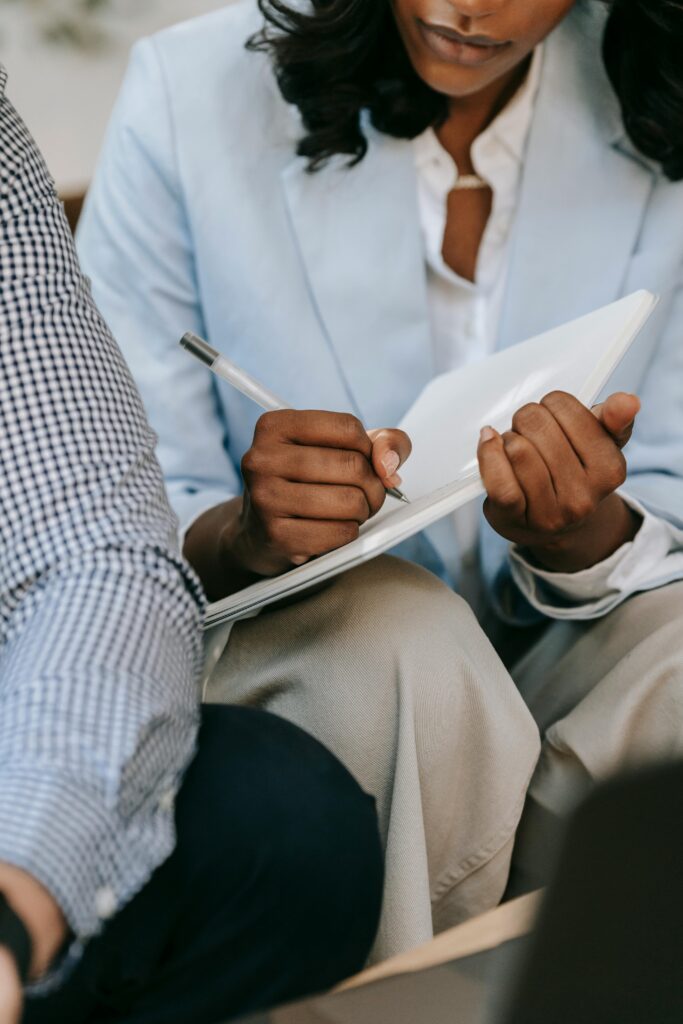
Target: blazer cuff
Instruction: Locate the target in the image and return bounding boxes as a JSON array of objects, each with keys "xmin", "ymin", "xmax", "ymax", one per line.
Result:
[{"xmin": 509, "ymin": 493, "xmax": 683, "ymax": 619}]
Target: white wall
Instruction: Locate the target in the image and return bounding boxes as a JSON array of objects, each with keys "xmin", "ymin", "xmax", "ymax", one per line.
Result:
[{"xmin": 2, "ymin": 0, "xmax": 230, "ymax": 194}]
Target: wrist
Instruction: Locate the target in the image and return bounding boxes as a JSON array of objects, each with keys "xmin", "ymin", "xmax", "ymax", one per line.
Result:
[
  {"xmin": 527, "ymin": 493, "xmax": 642, "ymax": 573},
  {"xmin": 184, "ymin": 497, "xmax": 265, "ymax": 601},
  {"xmin": 217, "ymin": 504, "xmax": 266, "ymax": 580},
  {"xmin": 219, "ymin": 508, "xmax": 291, "ymax": 583}
]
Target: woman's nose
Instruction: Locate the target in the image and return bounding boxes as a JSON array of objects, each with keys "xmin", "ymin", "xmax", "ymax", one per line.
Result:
[{"xmin": 444, "ymin": 0, "xmax": 509, "ymax": 20}]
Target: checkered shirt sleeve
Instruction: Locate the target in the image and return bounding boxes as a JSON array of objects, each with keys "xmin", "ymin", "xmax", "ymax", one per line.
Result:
[{"xmin": 0, "ymin": 66, "xmax": 205, "ymax": 973}]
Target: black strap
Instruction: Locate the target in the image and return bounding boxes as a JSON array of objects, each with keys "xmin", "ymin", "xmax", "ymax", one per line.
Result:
[{"xmin": 0, "ymin": 892, "xmax": 32, "ymax": 984}]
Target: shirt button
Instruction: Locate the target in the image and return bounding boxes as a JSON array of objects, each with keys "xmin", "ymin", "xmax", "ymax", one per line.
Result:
[
  {"xmin": 158, "ymin": 788, "xmax": 176, "ymax": 813},
  {"xmin": 95, "ymin": 886, "xmax": 117, "ymax": 920}
]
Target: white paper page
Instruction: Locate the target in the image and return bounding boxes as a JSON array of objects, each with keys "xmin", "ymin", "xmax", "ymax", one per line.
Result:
[
  {"xmin": 205, "ymin": 290, "xmax": 656, "ymax": 627},
  {"xmin": 398, "ymin": 290, "xmax": 657, "ymax": 501}
]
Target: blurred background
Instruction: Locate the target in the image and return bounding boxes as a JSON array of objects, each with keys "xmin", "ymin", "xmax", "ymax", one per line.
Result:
[{"xmin": 1, "ymin": 0, "xmax": 228, "ymax": 226}]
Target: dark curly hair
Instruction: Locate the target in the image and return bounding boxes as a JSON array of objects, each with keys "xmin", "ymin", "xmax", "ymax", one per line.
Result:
[{"xmin": 248, "ymin": 0, "xmax": 683, "ymax": 180}]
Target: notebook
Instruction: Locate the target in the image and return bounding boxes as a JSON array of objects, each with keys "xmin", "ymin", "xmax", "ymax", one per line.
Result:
[{"xmin": 204, "ymin": 290, "xmax": 656, "ymax": 629}]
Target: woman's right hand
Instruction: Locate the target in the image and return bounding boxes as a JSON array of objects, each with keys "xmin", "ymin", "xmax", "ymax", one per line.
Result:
[{"xmin": 184, "ymin": 410, "xmax": 412, "ymax": 601}]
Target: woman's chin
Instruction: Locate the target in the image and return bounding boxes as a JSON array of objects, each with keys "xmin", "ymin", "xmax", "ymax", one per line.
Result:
[{"xmin": 412, "ymin": 52, "xmax": 516, "ymax": 100}]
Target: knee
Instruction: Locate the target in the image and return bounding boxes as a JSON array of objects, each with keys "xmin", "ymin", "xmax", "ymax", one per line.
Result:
[
  {"xmin": 341, "ymin": 555, "xmax": 474, "ymax": 627},
  {"xmin": 182, "ymin": 705, "xmax": 383, "ymax": 944},
  {"xmin": 614, "ymin": 580, "xmax": 683, "ymax": 648},
  {"xmin": 327, "ymin": 556, "xmax": 480, "ymax": 669},
  {"xmin": 329, "ymin": 556, "xmax": 519, "ymax": 716}
]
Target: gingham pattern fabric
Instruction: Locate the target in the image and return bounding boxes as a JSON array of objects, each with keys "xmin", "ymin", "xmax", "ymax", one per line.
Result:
[{"xmin": 0, "ymin": 65, "xmax": 205, "ymax": 972}]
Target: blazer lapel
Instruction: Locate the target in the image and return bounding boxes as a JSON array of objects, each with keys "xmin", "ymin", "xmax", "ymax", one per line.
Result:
[
  {"xmin": 499, "ymin": 3, "xmax": 656, "ymax": 350},
  {"xmin": 280, "ymin": 128, "xmax": 433, "ymax": 427}
]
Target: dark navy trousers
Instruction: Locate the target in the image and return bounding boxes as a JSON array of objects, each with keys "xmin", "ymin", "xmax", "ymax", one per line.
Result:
[{"xmin": 25, "ymin": 705, "xmax": 384, "ymax": 1023}]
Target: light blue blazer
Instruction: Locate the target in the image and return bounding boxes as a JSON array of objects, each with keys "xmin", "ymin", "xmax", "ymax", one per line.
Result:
[{"xmin": 77, "ymin": 0, "xmax": 683, "ymax": 622}]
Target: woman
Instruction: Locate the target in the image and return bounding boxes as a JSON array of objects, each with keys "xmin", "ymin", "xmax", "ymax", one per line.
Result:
[{"xmin": 78, "ymin": 0, "xmax": 683, "ymax": 955}]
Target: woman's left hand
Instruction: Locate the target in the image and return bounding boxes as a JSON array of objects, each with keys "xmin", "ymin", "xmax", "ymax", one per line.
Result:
[{"xmin": 477, "ymin": 391, "xmax": 642, "ymax": 573}]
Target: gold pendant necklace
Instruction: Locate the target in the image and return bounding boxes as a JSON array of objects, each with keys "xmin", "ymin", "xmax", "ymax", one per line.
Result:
[{"xmin": 453, "ymin": 174, "xmax": 489, "ymax": 191}]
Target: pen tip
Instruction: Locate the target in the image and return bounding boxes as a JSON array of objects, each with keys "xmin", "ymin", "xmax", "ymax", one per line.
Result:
[{"xmin": 387, "ymin": 487, "xmax": 410, "ymax": 504}]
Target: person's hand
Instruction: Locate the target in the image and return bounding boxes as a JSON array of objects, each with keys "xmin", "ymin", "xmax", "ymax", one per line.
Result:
[
  {"xmin": 477, "ymin": 391, "xmax": 642, "ymax": 573},
  {"xmin": 184, "ymin": 411, "xmax": 411, "ymax": 598},
  {"xmin": 0, "ymin": 948, "xmax": 22, "ymax": 1024},
  {"xmin": 236, "ymin": 411, "xmax": 411, "ymax": 574}
]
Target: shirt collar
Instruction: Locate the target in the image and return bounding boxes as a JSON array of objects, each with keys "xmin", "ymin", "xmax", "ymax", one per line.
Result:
[{"xmin": 483, "ymin": 44, "xmax": 543, "ymax": 164}]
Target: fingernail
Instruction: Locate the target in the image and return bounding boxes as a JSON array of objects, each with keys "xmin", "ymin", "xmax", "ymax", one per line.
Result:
[
  {"xmin": 292, "ymin": 555, "xmax": 308, "ymax": 566},
  {"xmin": 382, "ymin": 451, "xmax": 400, "ymax": 476},
  {"xmin": 480, "ymin": 426, "xmax": 496, "ymax": 443}
]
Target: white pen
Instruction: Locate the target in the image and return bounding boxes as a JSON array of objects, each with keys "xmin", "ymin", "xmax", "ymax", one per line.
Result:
[{"xmin": 180, "ymin": 332, "xmax": 410, "ymax": 504}]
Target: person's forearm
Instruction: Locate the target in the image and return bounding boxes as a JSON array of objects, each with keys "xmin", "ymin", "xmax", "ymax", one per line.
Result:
[
  {"xmin": 0, "ymin": 864, "xmax": 67, "ymax": 980},
  {"xmin": 183, "ymin": 497, "xmax": 263, "ymax": 601},
  {"xmin": 528, "ymin": 493, "xmax": 642, "ymax": 573}
]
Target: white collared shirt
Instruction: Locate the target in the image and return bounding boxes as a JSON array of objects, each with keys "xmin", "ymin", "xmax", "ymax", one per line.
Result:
[
  {"xmin": 413, "ymin": 46, "xmax": 683, "ymax": 619},
  {"xmin": 415, "ymin": 48, "xmax": 542, "ymax": 372}
]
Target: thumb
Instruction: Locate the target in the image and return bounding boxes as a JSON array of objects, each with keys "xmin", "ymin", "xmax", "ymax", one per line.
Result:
[
  {"xmin": 592, "ymin": 392, "xmax": 640, "ymax": 449},
  {"xmin": 367, "ymin": 428, "xmax": 412, "ymax": 487}
]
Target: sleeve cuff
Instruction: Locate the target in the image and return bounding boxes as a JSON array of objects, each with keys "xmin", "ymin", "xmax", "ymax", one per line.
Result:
[
  {"xmin": 0, "ymin": 752, "xmax": 194, "ymax": 991},
  {"xmin": 509, "ymin": 493, "xmax": 683, "ymax": 619}
]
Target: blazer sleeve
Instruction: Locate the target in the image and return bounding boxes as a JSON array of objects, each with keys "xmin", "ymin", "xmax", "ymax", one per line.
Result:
[
  {"xmin": 77, "ymin": 38, "xmax": 242, "ymax": 535},
  {"xmin": 622, "ymin": 269, "xmax": 683, "ymax": 527}
]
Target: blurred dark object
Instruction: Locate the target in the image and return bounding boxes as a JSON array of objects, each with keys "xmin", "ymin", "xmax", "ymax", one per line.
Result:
[
  {"xmin": 504, "ymin": 759, "xmax": 683, "ymax": 1024},
  {"xmin": 63, "ymin": 192, "xmax": 85, "ymax": 234}
]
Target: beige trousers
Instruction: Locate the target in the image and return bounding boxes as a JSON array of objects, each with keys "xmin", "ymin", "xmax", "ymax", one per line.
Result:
[
  {"xmin": 205, "ymin": 557, "xmax": 540, "ymax": 962},
  {"xmin": 206, "ymin": 556, "xmax": 683, "ymax": 961},
  {"xmin": 509, "ymin": 579, "xmax": 683, "ymax": 893}
]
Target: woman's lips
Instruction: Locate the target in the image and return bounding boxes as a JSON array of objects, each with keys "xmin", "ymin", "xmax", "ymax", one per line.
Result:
[{"xmin": 417, "ymin": 20, "xmax": 512, "ymax": 67}]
